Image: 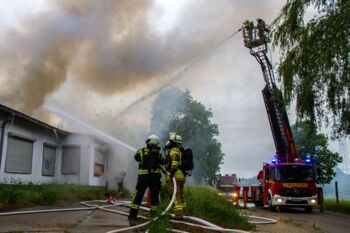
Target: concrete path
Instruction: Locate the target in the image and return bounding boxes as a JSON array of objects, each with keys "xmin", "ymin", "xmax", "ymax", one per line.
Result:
[{"xmin": 0, "ymin": 204, "xmax": 135, "ymax": 233}]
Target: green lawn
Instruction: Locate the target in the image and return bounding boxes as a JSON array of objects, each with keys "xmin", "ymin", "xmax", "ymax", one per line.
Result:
[
  {"xmin": 323, "ymin": 199, "xmax": 350, "ymax": 214},
  {"xmin": 0, "ymin": 183, "xmax": 106, "ymax": 209}
]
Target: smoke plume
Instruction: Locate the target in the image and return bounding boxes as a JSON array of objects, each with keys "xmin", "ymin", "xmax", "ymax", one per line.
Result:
[{"xmin": 0, "ymin": 0, "xmax": 200, "ymax": 113}]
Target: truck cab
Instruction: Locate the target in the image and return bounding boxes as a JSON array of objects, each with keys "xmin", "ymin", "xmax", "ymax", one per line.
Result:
[
  {"xmin": 216, "ymin": 174, "xmax": 239, "ymax": 204},
  {"xmin": 261, "ymin": 162, "xmax": 318, "ymax": 212}
]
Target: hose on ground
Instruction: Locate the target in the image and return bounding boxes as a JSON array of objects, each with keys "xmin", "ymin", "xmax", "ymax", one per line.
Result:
[
  {"xmin": 170, "ymin": 219, "xmax": 249, "ymax": 233},
  {"xmin": 104, "ymin": 176, "xmax": 177, "ymax": 233},
  {"xmin": 0, "ymin": 203, "xmax": 122, "ymax": 216},
  {"xmin": 245, "ymin": 215, "xmax": 277, "ymax": 225}
]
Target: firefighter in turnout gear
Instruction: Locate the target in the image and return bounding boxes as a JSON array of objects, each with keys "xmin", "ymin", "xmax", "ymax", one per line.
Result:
[
  {"xmin": 128, "ymin": 134, "xmax": 163, "ymax": 224},
  {"xmin": 243, "ymin": 19, "xmax": 254, "ymax": 44},
  {"xmin": 165, "ymin": 133, "xmax": 186, "ymax": 219},
  {"xmin": 256, "ymin": 18, "xmax": 270, "ymax": 42}
]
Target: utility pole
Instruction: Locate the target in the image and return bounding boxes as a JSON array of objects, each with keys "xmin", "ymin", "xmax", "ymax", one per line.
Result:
[{"xmin": 335, "ymin": 181, "xmax": 339, "ymax": 204}]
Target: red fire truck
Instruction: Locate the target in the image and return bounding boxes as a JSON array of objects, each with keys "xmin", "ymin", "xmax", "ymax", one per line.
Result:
[
  {"xmin": 216, "ymin": 174, "xmax": 239, "ymax": 204},
  {"xmin": 241, "ymin": 20, "xmax": 323, "ymax": 213}
]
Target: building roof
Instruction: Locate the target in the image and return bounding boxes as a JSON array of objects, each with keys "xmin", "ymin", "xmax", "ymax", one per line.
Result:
[{"xmin": 0, "ymin": 103, "xmax": 67, "ymax": 135}]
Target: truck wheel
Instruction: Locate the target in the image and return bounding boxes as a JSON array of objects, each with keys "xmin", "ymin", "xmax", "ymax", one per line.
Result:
[
  {"xmin": 268, "ymin": 196, "xmax": 276, "ymax": 211},
  {"xmin": 305, "ymin": 206, "xmax": 313, "ymax": 213}
]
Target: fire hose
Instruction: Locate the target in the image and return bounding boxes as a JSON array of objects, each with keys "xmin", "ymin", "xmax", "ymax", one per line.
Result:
[{"xmin": 104, "ymin": 175, "xmax": 177, "ymax": 233}]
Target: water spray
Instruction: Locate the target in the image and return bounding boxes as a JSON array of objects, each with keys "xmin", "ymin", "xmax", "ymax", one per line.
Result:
[
  {"xmin": 120, "ymin": 28, "xmax": 242, "ymax": 115},
  {"xmin": 43, "ymin": 105, "xmax": 136, "ymax": 152}
]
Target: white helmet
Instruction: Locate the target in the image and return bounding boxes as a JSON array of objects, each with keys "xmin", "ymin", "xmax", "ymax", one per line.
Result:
[
  {"xmin": 169, "ymin": 132, "xmax": 182, "ymax": 144},
  {"xmin": 146, "ymin": 134, "xmax": 159, "ymax": 146}
]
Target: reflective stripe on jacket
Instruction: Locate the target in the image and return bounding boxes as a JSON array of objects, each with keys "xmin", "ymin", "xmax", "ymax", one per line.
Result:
[{"xmin": 166, "ymin": 147, "xmax": 185, "ymax": 181}]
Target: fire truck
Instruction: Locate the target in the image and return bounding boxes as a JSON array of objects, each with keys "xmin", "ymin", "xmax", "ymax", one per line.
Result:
[
  {"xmin": 216, "ymin": 173, "xmax": 239, "ymax": 204},
  {"xmin": 240, "ymin": 20, "xmax": 323, "ymax": 213}
]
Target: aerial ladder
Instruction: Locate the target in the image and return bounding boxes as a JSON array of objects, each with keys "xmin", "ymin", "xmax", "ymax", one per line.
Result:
[
  {"xmin": 240, "ymin": 19, "xmax": 323, "ymax": 212},
  {"xmin": 243, "ymin": 19, "xmax": 297, "ymax": 163}
]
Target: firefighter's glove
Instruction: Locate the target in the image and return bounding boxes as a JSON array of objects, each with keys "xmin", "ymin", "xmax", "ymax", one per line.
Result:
[
  {"xmin": 170, "ymin": 168, "xmax": 176, "ymax": 178},
  {"xmin": 185, "ymin": 170, "xmax": 192, "ymax": 176}
]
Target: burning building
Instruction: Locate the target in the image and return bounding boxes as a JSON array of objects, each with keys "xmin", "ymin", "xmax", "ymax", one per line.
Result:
[{"xmin": 0, "ymin": 103, "xmax": 114, "ymax": 186}]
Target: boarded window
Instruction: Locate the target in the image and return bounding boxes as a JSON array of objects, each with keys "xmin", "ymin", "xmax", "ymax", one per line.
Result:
[
  {"xmin": 94, "ymin": 148, "xmax": 105, "ymax": 177},
  {"xmin": 5, "ymin": 135, "xmax": 34, "ymax": 174},
  {"xmin": 42, "ymin": 144, "xmax": 56, "ymax": 176},
  {"xmin": 61, "ymin": 145, "xmax": 80, "ymax": 175}
]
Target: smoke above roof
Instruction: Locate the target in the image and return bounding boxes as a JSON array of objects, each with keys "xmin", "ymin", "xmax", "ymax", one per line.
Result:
[
  {"xmin": 0, "ymin": 0, "xmax": 281, "ymax": 115},
  {"xmin": 0, "ymin": 0, "xmax": 198, "ymax": 113}
]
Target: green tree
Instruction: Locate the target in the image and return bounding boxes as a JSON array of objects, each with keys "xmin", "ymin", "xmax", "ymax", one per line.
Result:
[
  {"xmin": 273, "ymin": 0, "xmax": 350, "ymax": 135},
  {"xmin": 292, "ymin": 122, "xmax": 342, "ymax": 184},
  {"xmin": 150, "ymin": 87, "xmax": 224, "ymax": 185}
]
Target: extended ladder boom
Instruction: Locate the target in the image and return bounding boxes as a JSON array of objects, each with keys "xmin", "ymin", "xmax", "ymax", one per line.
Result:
[{"xmin": 242, "ymin": 21, "xmax": 298, "ymax": 163}]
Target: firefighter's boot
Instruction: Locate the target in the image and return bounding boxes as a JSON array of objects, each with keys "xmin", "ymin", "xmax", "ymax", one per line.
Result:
[{"xmin": 128, "ymin": 208, "xmax": 138, "ymax": 226}]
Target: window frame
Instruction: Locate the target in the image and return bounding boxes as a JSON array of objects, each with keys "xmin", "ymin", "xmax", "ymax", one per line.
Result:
[
  {"xmin": 94, "ymin": 148, "xmax": 105, "ymax": 177},
  {"xmin": 5, "ymin": 132, "xmax": 35, "ymax": 174},
  {"xmin": 61, "ymin": 145, "xmax": 81, "ymax": 175},
  {"xmin": 41, "ymin": 143, "xmax": 57, "ymax": 177}
]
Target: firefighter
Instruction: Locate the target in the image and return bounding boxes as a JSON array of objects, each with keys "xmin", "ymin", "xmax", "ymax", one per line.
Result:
[
  {"xmin": 117, "ymin": 169, "xmax": 127, "ymax": 193},
  {"xmin": 256, "ymin": 18, "xmax": 270, "ymax": 41},
  {"xmin": 243, "ymin": 19, "xmax": 254, "ymax": 44},
  {"xmin": 128, "ymin": 134, "xmax": 163, "ymax": 224},
  {"xmin": 165, "ymin": 133, "xmax": 186, "ymax": 219}
]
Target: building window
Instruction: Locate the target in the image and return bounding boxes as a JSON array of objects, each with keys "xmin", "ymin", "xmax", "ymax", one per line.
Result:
[
  {"xmin": 61, "ymin": 145, "xmax": 80, "ymax": 175},
  {"xmin": 5, "ymin": 134, "xmax": 34, "ymax": 174},
  {"xmin": 42, "ymin": 144, "xmax": 56, "ymax": 177},
  {"xmin": 94, "ymin": 148, "xmax": 105, "ymax": 177}
]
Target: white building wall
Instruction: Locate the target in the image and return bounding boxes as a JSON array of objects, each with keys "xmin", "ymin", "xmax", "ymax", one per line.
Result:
[
  {"xmin": 0, "ymin": 113, "xmax": 110, "ymax": 186},
  {"xmin": 59, "ymin": 133, "xmax": 92, "ymax": 185},
  {"xmin": 107, "ymin": 144, "xmax": 136, "ymax": 190},
  {"xmin": 0, "ymin": 115, "xmax": 62, "ymax": 184},
  {"xmin": 89, "ymin": 139, "xmax": 109, "ymax": 186}
]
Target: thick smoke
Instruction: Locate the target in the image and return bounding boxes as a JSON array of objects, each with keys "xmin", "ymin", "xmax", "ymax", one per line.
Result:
[{"xmin": 0, "ymin": 0, "xmax": 200, "ymax": 113}]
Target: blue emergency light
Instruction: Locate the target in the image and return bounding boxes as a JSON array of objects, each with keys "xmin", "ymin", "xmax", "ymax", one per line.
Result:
[
  {"xmin": 271, "ymin": 156, "xmax": 278, "ymax": 164},
  {"xmin": 304, "ymin": 155, "xmax": 312, "ymax": 164}
]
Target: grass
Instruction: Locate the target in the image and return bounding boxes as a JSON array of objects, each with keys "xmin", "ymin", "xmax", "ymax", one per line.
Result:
[
  {"xmin": 107, "ymin": 188, "xmax": 131, "ymax": 199},
  {"xmin": 322, "ymin": 199, "xmax": 350, "ymax": 214},
  {"xmin": 147, "ymin": 185, "xmax": 254, "ymax": 232},
  {"xmin": 148, "ymin": 213, "xmax": 172, "ymax": 233},
  {"xmin": 147, "ymin": 186, "xmax": 172, "ymax": 233},
  {"xmin": 184, "ymin": 186, "xmax": 253, "ymax": 230},
  {"xmin": 0, "ymin": 183, "xmax": 108, "ymax": 209}
]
